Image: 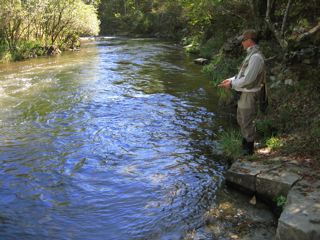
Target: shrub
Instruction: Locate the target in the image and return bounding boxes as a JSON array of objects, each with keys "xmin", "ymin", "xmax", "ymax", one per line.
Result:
[
  {"xmin": 10, "ymin": 41, "xmax": 46, "ymax": 61},
  {"xmin": 202, "ymin": 53, "xmax": 242, "ymax": 104},
  {"xmin": 199, "ymin": 36, "xmax": 224, "ymax": 59},
  {"xmin": 274, "ymin": 195, "xmax": 287, "ymax": 210},
  {"xmin": 182, "ymin": 36, "xmax": 201, "ymax": 54},
  {"xmin": 203, "ymin": 52, "xmax": 242, "ymax": 86},
  {"xmin": 266, "ymin": 136, "xmax": 283, "ymax": 150}
]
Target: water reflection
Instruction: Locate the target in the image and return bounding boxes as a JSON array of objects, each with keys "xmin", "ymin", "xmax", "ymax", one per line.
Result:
[{"xmin": 0, "ymin": 38, "xmax": 229, "ymax": 239}]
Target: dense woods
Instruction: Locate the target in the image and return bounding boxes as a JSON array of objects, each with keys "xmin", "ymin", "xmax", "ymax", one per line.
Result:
[
  {"xmin": 1, "ymin": 0, "xmax": 319, "ymax": 62},
  {"xmin": 98, "ymin": 0, "xmax": 319, "ymax": 49}
]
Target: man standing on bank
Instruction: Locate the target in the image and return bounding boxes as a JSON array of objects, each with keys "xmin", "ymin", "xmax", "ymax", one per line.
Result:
[{"xmin": 218, "ymin": 29, "xmax": 266, "ymax": 155}]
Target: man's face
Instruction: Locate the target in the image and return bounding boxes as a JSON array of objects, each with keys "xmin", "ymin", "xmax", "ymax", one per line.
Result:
[{"xmin": 241, "ymin": 38, "xmax": 251, "ymax": 49}]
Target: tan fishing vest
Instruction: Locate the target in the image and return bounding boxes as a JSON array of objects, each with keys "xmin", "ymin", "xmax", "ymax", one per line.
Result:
[{"xmin": 237, "ymin": 45, "xmax": 266, "ymax": 91}]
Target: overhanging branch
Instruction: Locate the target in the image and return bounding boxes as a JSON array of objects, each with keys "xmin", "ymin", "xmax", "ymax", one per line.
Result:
[{"xmin": 297, "ymin": 22, "xmax": 320, "ymax": 42}]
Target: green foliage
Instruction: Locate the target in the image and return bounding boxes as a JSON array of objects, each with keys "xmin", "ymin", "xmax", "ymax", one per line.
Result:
[
  {"xmin": 0, "ymin": 49, "xmax": 12, "ymax": 63},
  {"xmin": 203, "ymin": 53, "xmax": 242, "ymax": 86},
  {"xmin": 278, "ymin": 107, "xmax": 294, "ymax": 131},
  {"xmin": 274, "ymin": 195, "xmax": 287, "ymax": 209},
  {"xmin": 199, "ymin": 36, "xmax": 224, "ymax": 59},
  {"xmin": 202, "ymin": 52, "xmax": 242, "ymax": 104},
  {"xmin": 0, "ymin": 42, "xmax": 7, "ymax": 58},
  {"xmin": 310, "ymin": 120, "xmax": 320, "ymax": 139},
  {"xmin": 10, "ymin": 41, "xmax": 47, "ymax": 61},
  {"xmin": 256, "ymin": 118, "xmax": 278, "ymax": 139},
  {"xmin": 259, "ymin": 40, "xmax": 283, "ymax": 59},
  {"xmin": 0, "ymin": 0, "xmax": 100, "ymax": 61},
  {"xmin": 218, "ymin": 129, "xmax": 242, "ymax": 159},
  {"xmin": 182, "ymin": 36, "xmax": 200, "ymax": 54},
  {"xmin": 99, "ymin": 0, "xmax": 220, "ymax": 40},
  {"xmin": 266, "ymin": 136, "xmax": 283, "ymax": 150}
]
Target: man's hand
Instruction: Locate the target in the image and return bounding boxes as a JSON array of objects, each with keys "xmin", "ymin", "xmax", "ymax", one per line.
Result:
[{"xmin": 218, "ymin": 79, "xmax": 232, "ymax": 89}]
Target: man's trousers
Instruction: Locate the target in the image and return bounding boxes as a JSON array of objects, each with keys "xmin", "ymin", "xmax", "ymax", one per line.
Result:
[{"xmin": 237, "ymin": 91, "xmax": 260, "ymax": 142}]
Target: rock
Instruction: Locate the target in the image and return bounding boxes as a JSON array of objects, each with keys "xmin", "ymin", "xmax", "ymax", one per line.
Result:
[
  {"xmin": 256, "ymin": 167, "xmax": 301, "ymax": 200},
  {"xmin": 184, "ymin": 227, "xmax": 213, "ymax": 240},
  {"xmin": 204, "ymin": 187, "xmax": 276, "ymax": 240},
  {"xmin": 47, "ymin": 45, "xmax": 61, "ymax": 55},
  {"xmin": 270, "ymin": 81, "xmax": 281, "ymax": 89},
  {"xmin": 249, "ymin": 195, "xmax": 257, "ymax": 205},
  {"xmin": 194, "ymin": 58, "xmax": 209, "ymax": 65},
  {"xmin": 226, "ymin": 161, "xmax": 280, "ymax": 193},
  {"xmin": 284, "ymin": 79, "xmax": 294, "ymax": 86},
  {"xmin": 276, "ymin": 179, "xmax": 320, "ymax": 240},
  {"xmin": 226, "ymin": 160, "xmax": 320, "ymax": 240},
  {"xmin": 269, "ymin": 76, "xmax": 276, "ymax": 82}
]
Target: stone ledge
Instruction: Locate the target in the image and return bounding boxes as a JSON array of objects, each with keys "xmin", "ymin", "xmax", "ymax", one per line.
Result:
[
  {"xmin": 276, "ymin": 179, "xmax": 320, "ymax": 240},
  {"xmin": 225, "ymin": 160, "xmax": 320, "ymax": 240},
  {"xmin": 226, "ymin": 161, "xmax": 282, "ymax": 193},
  {"xmin": 256, "ymin": 166, "xmax": 301, "ymax": 200}
]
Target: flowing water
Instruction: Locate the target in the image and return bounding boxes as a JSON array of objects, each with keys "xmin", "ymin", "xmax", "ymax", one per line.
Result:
[{"xmin": 0, "ymin": 38, "xmax": 232, "ymax": 239}]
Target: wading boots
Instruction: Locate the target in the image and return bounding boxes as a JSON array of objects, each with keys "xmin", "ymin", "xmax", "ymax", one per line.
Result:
[{"xmin": 242, "ymin": 138, "xmax": 254, "ymax": 156}]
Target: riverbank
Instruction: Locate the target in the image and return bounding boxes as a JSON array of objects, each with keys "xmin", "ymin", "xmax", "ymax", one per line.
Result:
[
  {"xmin": 215, "ymin": 61, "xmax": 320, "ymax": 239},
  {"xmin": 188, "ymin": 27, "xmax": 320, "ymax": 238},
  {"xmin": 0, "ymin": 42, "xmax": 77, "ymax": 63}
]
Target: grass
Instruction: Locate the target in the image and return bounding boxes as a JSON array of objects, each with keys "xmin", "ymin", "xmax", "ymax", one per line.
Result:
[
  {"xmin": 218, "ymin": 129, "xmax": 242, "ymax": 159},
  {"xmin": 274, "ymin": 195, "xmax": 287, "ymax": 210}
]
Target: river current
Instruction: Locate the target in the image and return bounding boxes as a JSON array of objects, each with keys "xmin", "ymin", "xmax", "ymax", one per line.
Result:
[{"xmin": 0, "ymin": 38, "xmax": 231, "ymax": 239}]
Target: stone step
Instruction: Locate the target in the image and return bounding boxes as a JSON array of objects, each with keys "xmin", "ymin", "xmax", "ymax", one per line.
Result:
[
  {"xmin": 225, "ymin": 159, "xmax": 320, "ymax": 240},
  {"xmin": 276, "ymin": 179, "xmax": 320, "ymax": 240},
  {"xmin": 194, "ymin": 58, "xmax": 209, "ymax": 65}
]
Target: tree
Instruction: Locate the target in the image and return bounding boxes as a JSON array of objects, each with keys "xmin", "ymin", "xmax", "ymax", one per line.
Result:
[
  {"xmin": 0, "ymin": 0, "xmax": 100, "ymax": 52},
  {"xmin": 0, "ymin": 0, "xmax": 29, "ymax": 50},
  {"xmin": 42, "ymin": 0, "xmax": 100, "ymax": 45}
]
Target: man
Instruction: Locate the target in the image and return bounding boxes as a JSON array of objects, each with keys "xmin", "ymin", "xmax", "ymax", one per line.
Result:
[{"xmin": 218, "ymin": 29, "xmax": 266, "ymax": 155}]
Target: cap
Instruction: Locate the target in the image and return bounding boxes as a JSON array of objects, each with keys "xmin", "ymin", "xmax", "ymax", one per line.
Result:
[{"xmin": 237, "ymin": 29, "xmax": 258, "ymax": 42}]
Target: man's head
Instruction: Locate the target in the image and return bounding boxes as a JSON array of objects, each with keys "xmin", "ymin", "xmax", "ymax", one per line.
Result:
[{"xmin": 237, "ymin": 29, "xmax": 258, "ymax": 49}]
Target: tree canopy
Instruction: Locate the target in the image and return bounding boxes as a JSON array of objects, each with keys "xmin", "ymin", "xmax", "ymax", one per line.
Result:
[
  {"xmin": 0, "ymin": 0, "xmax": 100, "ymax": 59},
  {"xmin": 1, "ymin": 0, "xmax": 319, "ymax": 61},
  {"xmin": 98, "ymin": 0, "xmax": 319, "ymax": 50}
]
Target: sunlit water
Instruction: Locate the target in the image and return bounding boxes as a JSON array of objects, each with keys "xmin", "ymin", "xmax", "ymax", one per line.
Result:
[{"xmin": 0, "ymin": 38, "xmax": 232, "ymax": 239}]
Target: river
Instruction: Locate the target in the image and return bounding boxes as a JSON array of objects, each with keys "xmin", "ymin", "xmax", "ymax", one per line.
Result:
[{"xmin": 0, "ymin": 38, "xmax": 232, "ymax": 239}]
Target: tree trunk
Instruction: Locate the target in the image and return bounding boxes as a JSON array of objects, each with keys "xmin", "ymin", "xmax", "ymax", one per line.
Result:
[
  {"xmin": 251, "ymin": 0, "xmax": 267, "ymax": 33},
  {"xmin": 281, "ymin": 0, "xmax": 292, "ymax": 37},
  {"xmin": 265, "ymin": 0, "xmax": 288, "ymax": 49}
]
